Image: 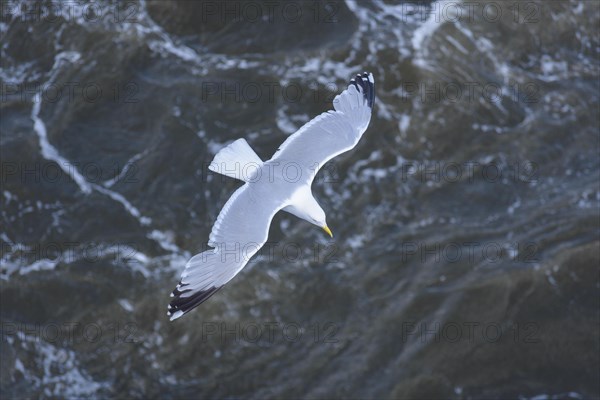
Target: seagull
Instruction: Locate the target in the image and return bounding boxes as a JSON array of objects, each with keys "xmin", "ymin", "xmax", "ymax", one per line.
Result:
[{"xmin": 168, "ymin": 72, "xmax": 375, "ymax": 320}]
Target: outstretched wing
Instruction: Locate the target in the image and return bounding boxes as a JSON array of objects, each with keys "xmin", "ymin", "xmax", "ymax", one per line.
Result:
[
  {"xmin": 270, "ymin": 72, "xmax": 375, "ymax": 183},
  {"xmin": 168, "ymin": 184, "xmax": 285, "ymax": 320}
]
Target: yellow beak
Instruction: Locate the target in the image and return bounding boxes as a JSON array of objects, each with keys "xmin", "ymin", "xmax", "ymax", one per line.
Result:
[{"xmin": 322, "ymin": 225, "xmax": 333, "ymax": 238}]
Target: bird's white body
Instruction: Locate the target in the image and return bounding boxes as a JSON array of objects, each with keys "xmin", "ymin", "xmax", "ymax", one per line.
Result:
[{"xmin": 168, "ymin": 72, "xmax": 375, "ymax": 320}]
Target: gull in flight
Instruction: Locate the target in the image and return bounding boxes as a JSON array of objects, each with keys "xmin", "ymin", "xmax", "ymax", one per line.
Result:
[{"xmin": 168, "ymin": 72, "xmax": 375, "ymax": 320}]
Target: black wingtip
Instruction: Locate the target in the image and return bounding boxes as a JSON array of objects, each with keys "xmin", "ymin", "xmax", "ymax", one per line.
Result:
[
  {"xmin": 167, "ymin": 285, "xmax": 222, "ymax": 320},
  {"xmin": 171, "ymin": 282, "xmax": 192, "ymax": 297},
  {"xmin": 350, "ymin": 72, "xmax": 375, "ymax": 108}
]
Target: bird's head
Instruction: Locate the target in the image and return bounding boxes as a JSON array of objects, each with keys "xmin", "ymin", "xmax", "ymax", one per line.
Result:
[
  {"xmin": 287, "ymin": 186, "xmax": 333, "ymax": 238},
  {"xmin": 305, "ymin": 198, "xmax": 333, "ymax": 238}
]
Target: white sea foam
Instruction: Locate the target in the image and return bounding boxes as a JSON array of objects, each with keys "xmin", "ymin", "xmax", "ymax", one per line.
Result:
[
  {"xmin": 103, "ymin": 150, "xmax": 148, "ymax": 188},
  {"xmin": 10, "ymin": 333, "xmax": 108, "ymax": 397},
  {"xmin": 91, "ymin": 184, "xmax": 151, "ymax": 226},
  {"xmin": 118, "ymin": 298, "xmax": 135, "ymax": 312},
  {"xmin": 32, "ymin": 92, "xmax": 92, "ymax": 195}
]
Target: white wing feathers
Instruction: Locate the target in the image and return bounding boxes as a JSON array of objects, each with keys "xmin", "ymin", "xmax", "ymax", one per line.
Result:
[
  {"xmin": 271, "ymin": 72, "xmax": 375, "ymax": 182},
  {"xmin": 168, "ymin": 185, "xmax": 284, "ymax": 320},
  {"xmin": 333, "ymin": 72, "xmax": 374, "ymax": 132}
]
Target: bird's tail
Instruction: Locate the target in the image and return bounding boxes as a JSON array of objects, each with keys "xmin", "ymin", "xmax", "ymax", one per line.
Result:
[{"xmin": 208, "ymin": 138, "xmax": 263, "ymax": 182}]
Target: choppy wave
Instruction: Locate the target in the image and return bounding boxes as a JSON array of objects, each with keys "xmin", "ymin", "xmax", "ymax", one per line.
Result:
[{"xmin": 1, "ymin": 0, "xmax": 598, "ymax": 397}]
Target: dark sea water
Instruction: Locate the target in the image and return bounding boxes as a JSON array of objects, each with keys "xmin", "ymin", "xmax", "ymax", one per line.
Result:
[{"xmin": 1, "ymin": 0, "xmax": 599, "ymax": 398}]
